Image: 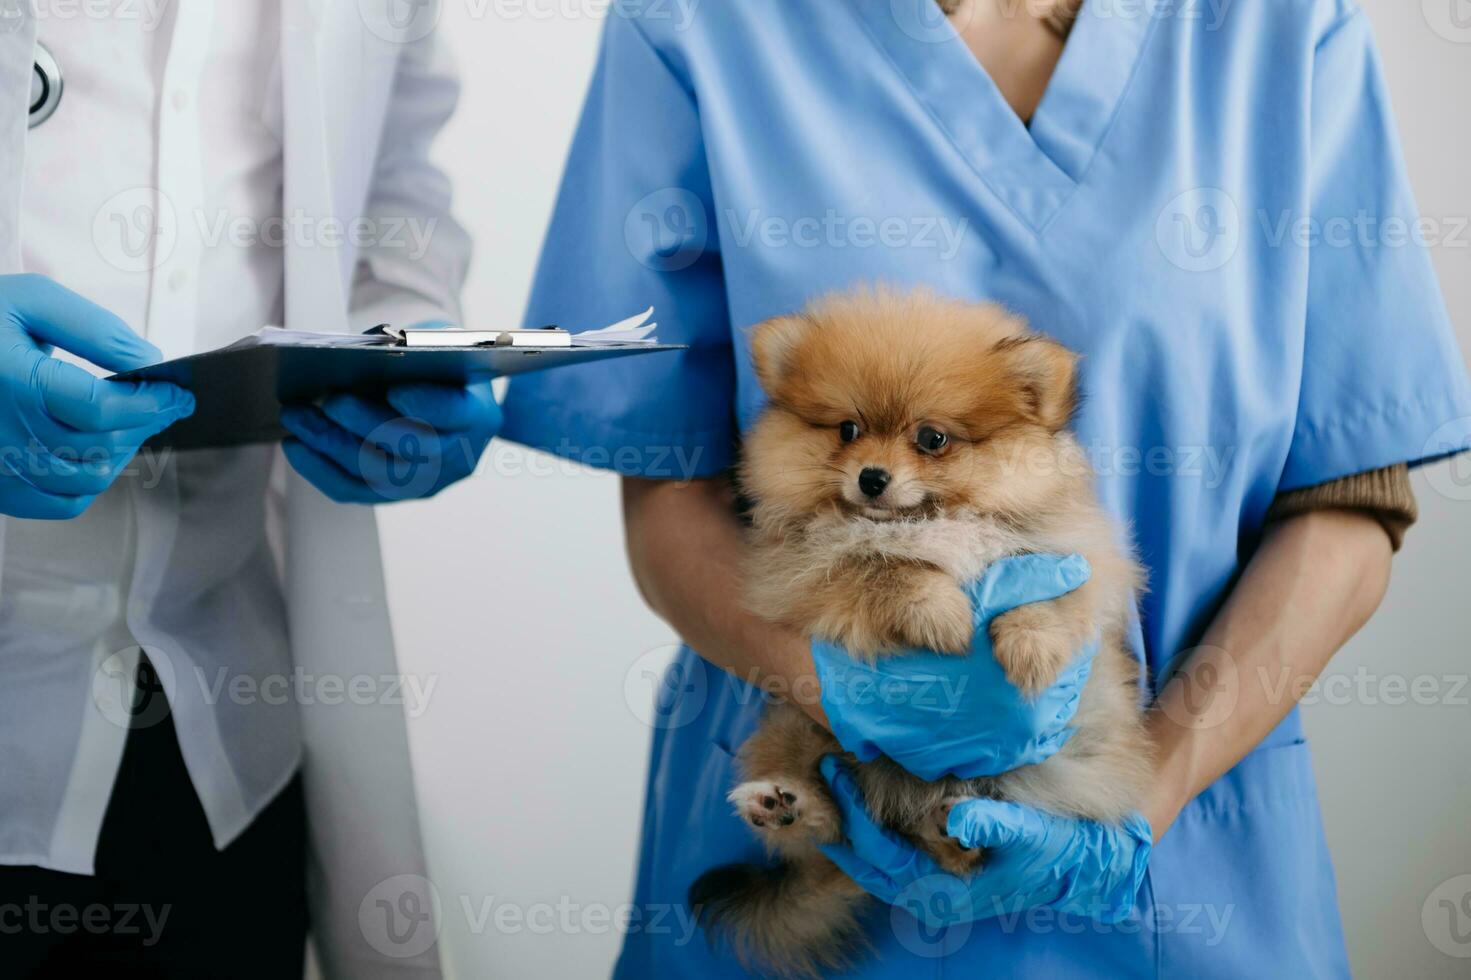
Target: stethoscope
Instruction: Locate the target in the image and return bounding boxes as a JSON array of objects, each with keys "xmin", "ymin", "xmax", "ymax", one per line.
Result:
[{"xmin": 30, "ymin": 43, "xmax": 63, "ymax": 129}]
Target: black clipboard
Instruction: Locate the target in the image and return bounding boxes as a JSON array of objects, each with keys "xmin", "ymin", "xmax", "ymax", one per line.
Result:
[{"xmin": 114, "ymin": 338, "xmax": 684, "ymax": 451}]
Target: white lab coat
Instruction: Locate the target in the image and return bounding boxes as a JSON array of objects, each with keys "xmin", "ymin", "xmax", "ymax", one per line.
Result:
[{"xmin": 0, "ymin": 3, "xmax": 471, "ymax": 976}]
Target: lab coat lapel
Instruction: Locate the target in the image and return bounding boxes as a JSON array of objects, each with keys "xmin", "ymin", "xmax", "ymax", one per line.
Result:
[
  {"xmin": 280, "ymin": 7, "xmax": 443, "ymax": 978},
  {"xmin": 0, "ymin": 6, "xmax": 35, "ymax": 567},
  {"xmin": 280, "ymin": 0, "xmax": 349, "ymax": 330},
  {"xmin": 0, "ymin": 5, "xmax": 37, "ymax": 273}
]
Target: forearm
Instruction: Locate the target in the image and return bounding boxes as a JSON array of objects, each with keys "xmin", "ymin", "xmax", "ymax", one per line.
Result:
[
  {"xmin": 1141, "ymin": 509, "xmax": 1393, "ymax": 837},
  {"xmin": 622, "ymin": 476, "xmax": 828, "ymax": 725}
]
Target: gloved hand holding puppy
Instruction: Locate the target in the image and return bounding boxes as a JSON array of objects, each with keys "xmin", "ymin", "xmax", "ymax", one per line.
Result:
[{"xmin": 808, "ymin": 552, "xmax": 1151, "ymax": 930}]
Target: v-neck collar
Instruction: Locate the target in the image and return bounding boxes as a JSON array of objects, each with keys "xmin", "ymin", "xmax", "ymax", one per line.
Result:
[{"xmin": 855, "ymin": 0, "xmax": 1157, "ymax": 233}]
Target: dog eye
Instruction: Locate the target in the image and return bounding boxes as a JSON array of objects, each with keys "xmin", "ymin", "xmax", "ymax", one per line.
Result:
[
  {"xmin": 916, "ymin": 426, "xmax": 948, "ymax": 454},
  {"xmin": 839, "ymin": 420, "xmax": 860, "ymax": 443}
]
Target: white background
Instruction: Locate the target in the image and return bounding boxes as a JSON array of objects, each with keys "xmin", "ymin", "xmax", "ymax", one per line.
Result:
[{"xmin": 376, "ymin": 2, "xmax": 1471, "ymax": 976}]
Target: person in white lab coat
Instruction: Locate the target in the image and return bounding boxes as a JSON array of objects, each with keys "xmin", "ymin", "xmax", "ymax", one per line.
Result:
[{"xmin": 0, "ymin": 3, "xmax": 487, "ymax": 977}]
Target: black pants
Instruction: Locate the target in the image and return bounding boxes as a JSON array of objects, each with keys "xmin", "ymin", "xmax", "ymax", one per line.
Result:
[{"xmin": 0, "ymin": 662, "xmax": 308, "ymax": 979}]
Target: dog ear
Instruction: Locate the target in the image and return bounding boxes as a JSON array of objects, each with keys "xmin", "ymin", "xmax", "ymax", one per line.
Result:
[
  {"xmin": 750, "ymin": 314, "xmax": 812, "ymax": 397},
  {"xmin": 992, "ymin": 334, "xmax": 1078, "ymax": 431}
]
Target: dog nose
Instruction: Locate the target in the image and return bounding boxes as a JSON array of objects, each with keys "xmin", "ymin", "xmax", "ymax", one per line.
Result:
[{"xmin": 858, "ymin": 467, "xmax": 891, "ymax": 499}]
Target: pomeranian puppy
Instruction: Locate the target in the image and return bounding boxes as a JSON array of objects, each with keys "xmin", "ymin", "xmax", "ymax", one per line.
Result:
[{"xmin": 689, "ymin": 288, "xmax": 1151, "ymax": 978}]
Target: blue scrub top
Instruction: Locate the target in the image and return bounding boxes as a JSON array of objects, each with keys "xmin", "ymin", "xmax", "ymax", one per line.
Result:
[{"xmin": 502, "ymin": 1, "xmax": 1471, "ymax": 976}]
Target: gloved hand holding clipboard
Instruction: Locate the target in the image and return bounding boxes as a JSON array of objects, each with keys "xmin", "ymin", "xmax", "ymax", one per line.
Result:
[{"xmin": 113, "ymin": 308, "xmax": 679, "ymax": 451}]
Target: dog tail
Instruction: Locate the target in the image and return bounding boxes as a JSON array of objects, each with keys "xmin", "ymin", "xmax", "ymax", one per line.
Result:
[{"xmin": 689, "ymin": 857, "xmax": 870, "ymax": 979}]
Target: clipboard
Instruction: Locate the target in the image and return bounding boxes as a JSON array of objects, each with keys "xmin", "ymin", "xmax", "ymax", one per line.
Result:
[{"xmin": 114, "ymin": 319, "xmax": 682, "ymax": 451}]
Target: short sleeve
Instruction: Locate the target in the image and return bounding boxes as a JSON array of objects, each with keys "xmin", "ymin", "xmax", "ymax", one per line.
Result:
[
  {"xmin": 498, "ymin": 14, "xmax": 735, "ymax": 479},
  {"xmin": 1280, "ymin": 8, "xmax": 1471, "ymax": 491}
]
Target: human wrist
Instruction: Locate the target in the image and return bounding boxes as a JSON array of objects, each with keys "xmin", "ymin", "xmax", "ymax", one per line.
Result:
[
  {"xmin": 1137, "ymin": 717, "xmax": 1199, "ymax": 839},
  {"xmin": 790, "ymin": 637, "xmax": 829, "ymax": 728},
  {"xmin": 734, "ymin": 630, "xmax": 828, "ymax": 729}
]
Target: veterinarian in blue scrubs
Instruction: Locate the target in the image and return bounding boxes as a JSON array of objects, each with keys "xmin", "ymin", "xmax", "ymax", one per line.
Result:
[{"xmin": 501, "ymin": 1, "xmax": 1471, "ymax": 976}]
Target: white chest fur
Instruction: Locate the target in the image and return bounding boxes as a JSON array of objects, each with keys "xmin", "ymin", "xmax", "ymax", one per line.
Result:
[{"xmin": 792, "ymin": 511, "xmax": 1030, "ymax": 583}]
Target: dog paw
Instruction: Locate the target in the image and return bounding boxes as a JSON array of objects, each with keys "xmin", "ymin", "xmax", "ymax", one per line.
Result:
[
  {"xmin": 990, "ymin": 603, "xmax": 1077, "ymax": 695},
  {"xmin": 729, "ymin": 781, "xmax": 802, "ymax": 831},
  {"xmin": 916, "ymin": 797, "xmax": 985, "ymax": 877},
  {"xmin": 908, "ymin": 583, "xmax": 974, "ymax": 655}
]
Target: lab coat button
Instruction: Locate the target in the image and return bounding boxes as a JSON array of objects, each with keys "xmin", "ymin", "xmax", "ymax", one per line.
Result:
[
  {"xmin": 171, "ymin": 89, "xmax": 190, "ymax": 112},
  {"xmin": 168, "ymin": 268, "xmax": 189, "ymax": 292}
]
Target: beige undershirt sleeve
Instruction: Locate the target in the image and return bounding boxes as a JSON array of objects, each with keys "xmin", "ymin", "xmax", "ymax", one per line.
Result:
[{"xmin": 1267, "ymin": 464, "xmax": 1418, "ymax": 551}]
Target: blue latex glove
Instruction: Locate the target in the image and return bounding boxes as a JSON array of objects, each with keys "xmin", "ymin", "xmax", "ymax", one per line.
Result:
[
  {"xmin": 818, "ymin": 755, "xmax": 1153, "ymax": 927},
  {"xmin": 0, "ymin": 274, "xmax": 195, "ymax": 520},
  {"xmin": 280, "ymin": 322, "xmax": 502, "ymax": 504},
  {"xmin": 812, "ymin": 554, "xmax": 1097, "ymax": 780}
]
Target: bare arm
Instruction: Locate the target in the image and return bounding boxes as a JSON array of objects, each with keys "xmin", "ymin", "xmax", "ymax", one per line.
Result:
[
  {"xmin": 1141, "ymin": 509, "xmax": 1393, "ymax": 837},
  {"xmin": 623, "ymin": 476, "xmax": 829, "ymax": 726}
]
